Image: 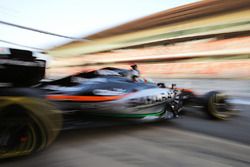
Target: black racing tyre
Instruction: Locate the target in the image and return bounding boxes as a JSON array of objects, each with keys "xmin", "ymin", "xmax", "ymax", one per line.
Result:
[
  {"xmin": 203, "ymin": 91, "xmax": 233, "ymax": 120},
  {"xmin": 0, "ymin": 97, "xmax": 62, "ymax": 159},
  {"xmin": 160, "ymin": 103, "xmax": 175, "ymax": 120}
]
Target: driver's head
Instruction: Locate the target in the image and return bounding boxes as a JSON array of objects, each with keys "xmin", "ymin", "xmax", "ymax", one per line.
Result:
[{"xmin": 131, "ymin": 64, "xmax": 138, "ymax": 70}]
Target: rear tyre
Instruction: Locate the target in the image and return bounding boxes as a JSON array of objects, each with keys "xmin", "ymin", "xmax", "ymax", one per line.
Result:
[{"xmin": 0, "ymin": 97, "xmax": 62, "ymax": 159}]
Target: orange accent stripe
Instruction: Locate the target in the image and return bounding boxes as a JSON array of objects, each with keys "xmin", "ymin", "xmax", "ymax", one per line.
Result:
[
  {"xmin": 177, "ymin": 88, "xmax": 193, "ymax": 93},
  {"xmin": 46, "ymin": 94, "xmax": 128, "ymax": 102}
]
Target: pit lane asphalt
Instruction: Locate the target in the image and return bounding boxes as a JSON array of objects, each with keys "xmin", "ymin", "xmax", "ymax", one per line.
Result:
[{"xmin": 1, "ymin": 79, "xmax": 250, "ymax": 167}]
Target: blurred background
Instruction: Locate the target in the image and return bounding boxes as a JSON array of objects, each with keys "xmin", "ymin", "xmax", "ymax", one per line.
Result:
[
  {"xmin": 1, "ymin": 0, "xmax": 249, "ymax": 81},
  {"xmin": 1, "ymin": 0, "xmax": 250, "ymax": 166},
  {"xmin": 46, "ymin": 0, "xmax": 250, "ymax": 81}
]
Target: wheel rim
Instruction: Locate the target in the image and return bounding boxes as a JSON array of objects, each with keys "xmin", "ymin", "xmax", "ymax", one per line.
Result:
[
  {"xmin": 0, "ymin": 118, "xmax": 37, "ymax": 159},
  {"xmin": 211, "ymin": 93, "xmax": 232, "ymax": 119}
]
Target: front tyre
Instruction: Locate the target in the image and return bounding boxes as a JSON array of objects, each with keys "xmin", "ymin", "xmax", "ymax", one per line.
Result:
[{"xmin": 203, "ymin": 91, "xmax": 234, "ymax": 120}]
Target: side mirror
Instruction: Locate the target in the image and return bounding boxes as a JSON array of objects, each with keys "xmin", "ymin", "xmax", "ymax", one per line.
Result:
[{"xmin": 171, "ymin": 84, "xmax": 177, "ymax": 89}]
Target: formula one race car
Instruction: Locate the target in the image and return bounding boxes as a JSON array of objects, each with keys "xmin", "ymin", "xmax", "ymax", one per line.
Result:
[
  {"xmin": 39, "ymin": 67, "xmax": 233, "ymax": 121},
  {"xmin": 0, "ymin": 48, "xmax": 233, "ymax": 159}
]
